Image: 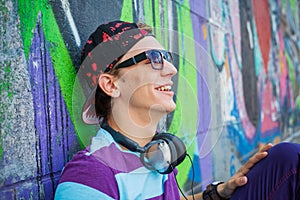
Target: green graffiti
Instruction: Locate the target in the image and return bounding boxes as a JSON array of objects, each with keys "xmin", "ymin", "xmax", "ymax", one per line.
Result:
[
  {"xmin": 121, "ymin": 0, "xmax": 197, "ymax": 187},
  {"xmin": 285, "ymin": 50, "xmax": 296, "ymax": 94},
  {"xmin": 17, "ymin": 0, "xmax": 89, "ymax": 146},
  {"xmin": 289, "ymin": 0, "xmax": 298, "ymax": 16},
  {"xmin": 0, "ymin": 63, "xmax": 13, "ymax": 159},
  {"xmin": 170, "ymin": 1, "xmax": 197, "ymax": 187},
  {"xmin": 131, "ymin": 0, "xmax": 198, "ymax": 187},
  {"xmin": 0, "ymin": 65, "xmax": 12, "ymax": 96},
  {"xmin": 252, "ymin": 17, "xmax": 263, "ymax": 77},
  {"xmin": 144, "ymin": 0, "xmax": 154, "ymax": 28},
  {"xmin": 296, "ymin": 96, "xmax": 300, "ymax": 108},
  {"xmin": 120, "ymin": 0, "xmax": 133, "ymax": 22}
]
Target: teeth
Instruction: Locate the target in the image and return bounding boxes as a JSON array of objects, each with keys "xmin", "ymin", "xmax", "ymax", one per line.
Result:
[{"xmin": 157, "ymin": 85, "xmax": 171, "ymax": 91}]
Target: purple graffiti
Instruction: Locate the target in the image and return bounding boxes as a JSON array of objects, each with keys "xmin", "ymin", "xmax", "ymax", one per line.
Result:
[
  {"xmin": 27, "ymin": 14, "xmax": 80, "ymax": 199},
  {"xmin": 190, "ymin": 0, "xmax": 213, "ymax": 190}
]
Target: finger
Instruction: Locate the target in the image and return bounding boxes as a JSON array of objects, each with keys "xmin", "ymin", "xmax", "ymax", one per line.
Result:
[
  {"xmin": 241, "ymin": 157, "xmax": 261, "ymax": 172},
  {"xmin": 238, "ymin": 159, "xmax": 257, "ymax": 174},
  {"xmin": 238, "ymin": 152, "xmax": 267, "ymax": 174},
  {"xmin": 259, "ymin": 143, "xmax": 273, "ymax": 152},
  {"xmin": 237, "ymin": 166, "xmax": 247, "ymax": 175},
  {"xmin": 247, "ymin": 146, "xmax": 272, "ymax": 165},
  {"xmin": 233, "ymin": 144, "xmax": 274, "ymax": 187},
  {"xmin": 237, "ymin": 176, "xmax": 247, "ymax": 186},
  {"xmin": 227, "ymin": 175, "xmax": 248, "ymax": 191},
  {"xmin": 217, "ymin": 182, "xmax": 234, "ymax": 199},
  {"xmin": 223, "ymin": 175, "xmax": 249, "ymax": 198},
  {"xmin": 251, "ymin": 151, "xmax": 268, "ymax": 162},
  {"xmin": 241, "ymin": 144, "xmax": 273, "ymax": 171}
]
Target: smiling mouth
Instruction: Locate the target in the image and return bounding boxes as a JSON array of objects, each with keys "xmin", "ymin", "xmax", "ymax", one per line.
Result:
[{"xmin": 155, "ymin": 85, "xmax": 172, "ymax": 91}]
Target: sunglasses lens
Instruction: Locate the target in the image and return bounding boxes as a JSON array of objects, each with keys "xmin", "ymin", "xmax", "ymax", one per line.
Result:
[
  {"xmin": 163, "ymin": 52, "xmax": 172, "ymax": 63},
  {"xmin": 147, "ymin": 51, "xmax": 162, "ymax": 69},
  {"xmin": 146, "ymin": 50, "xmax": 173, "ymax": 70}
]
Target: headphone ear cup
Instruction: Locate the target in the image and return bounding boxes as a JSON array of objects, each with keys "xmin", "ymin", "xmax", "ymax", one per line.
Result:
[{"xmin": 153, "ymin": 133, "xmax": 186, "ymax": 174}]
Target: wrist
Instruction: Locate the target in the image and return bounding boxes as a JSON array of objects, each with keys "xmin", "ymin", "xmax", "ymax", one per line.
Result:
[
  {"xmin": 202, "ymin": 182, "xmax": 229, "ymax": 200},
  {"xmin": 216, "ymin": 182, "xmax": 229, "ymax": 199}
]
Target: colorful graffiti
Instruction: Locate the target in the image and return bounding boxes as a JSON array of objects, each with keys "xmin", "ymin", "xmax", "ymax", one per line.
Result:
[{"xmin": 1, "ymin": 0, "xmax": 300, "ymax": 199}]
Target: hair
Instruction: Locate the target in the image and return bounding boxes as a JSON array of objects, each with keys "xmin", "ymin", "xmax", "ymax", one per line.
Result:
[{"xmin": 95, "ymin": 23, "xmax": 153, "ymax": 118}]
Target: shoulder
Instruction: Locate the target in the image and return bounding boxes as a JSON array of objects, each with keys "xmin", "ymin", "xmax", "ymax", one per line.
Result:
[{"xmin": 56, "ymin": 149, "xmax": 119, "ymax": 199}]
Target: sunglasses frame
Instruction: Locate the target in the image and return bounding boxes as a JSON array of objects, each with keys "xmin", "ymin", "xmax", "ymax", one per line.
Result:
[{"xmin": 114, "ymin": 49, "xmax": 173, "ymax": 70}]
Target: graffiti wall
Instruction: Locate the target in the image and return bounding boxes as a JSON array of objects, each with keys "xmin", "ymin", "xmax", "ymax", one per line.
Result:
[{"xmin": 1, "ymin": 0, "xmax": 299, "ymax": 199}]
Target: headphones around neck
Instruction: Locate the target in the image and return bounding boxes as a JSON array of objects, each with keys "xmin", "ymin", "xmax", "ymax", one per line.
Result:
[{"xmin": 101, "ymin": 121, "xmax": 187, "ymax": 174}]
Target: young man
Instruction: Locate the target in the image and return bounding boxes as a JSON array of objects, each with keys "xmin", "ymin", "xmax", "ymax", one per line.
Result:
[{"xmin": 55, "ymin": 21, "xmax": 300, "ymax": 200}]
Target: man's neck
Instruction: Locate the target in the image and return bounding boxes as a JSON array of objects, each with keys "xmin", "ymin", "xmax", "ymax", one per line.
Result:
[{"xmin": 107, "ymin": 107, "xmax": 165, "ymax": 147}]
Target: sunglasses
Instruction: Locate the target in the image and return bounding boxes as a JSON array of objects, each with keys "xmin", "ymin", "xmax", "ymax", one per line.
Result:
[{"xmin": 114, "ymin": 49, "xmax": 173, "ymax": 70}]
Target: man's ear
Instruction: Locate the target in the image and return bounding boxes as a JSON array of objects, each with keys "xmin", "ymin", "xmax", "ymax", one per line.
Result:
[{"xmin": 98, "ymin": 74, "xmax": 120, "ymax": 97}]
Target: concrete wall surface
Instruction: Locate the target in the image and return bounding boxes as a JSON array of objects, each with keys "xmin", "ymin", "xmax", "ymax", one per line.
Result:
[{"xmin": 1, "ymin": 0, "xmax": 300, "ymax": 199}]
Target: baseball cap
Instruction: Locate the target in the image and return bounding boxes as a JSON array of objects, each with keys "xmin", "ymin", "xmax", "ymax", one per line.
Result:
[{"xmin": 79, "ymin": 21, "xmax": 150, "ymax": 124}]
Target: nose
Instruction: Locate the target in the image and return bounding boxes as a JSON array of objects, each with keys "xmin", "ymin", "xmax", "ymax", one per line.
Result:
[{"xmin": 161, "ymin": 60, "xmax": 177, "ymax": 77}]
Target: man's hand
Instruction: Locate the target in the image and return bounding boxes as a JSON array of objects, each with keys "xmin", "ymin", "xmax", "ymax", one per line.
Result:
[{"xmin": 217, "ymin": 143, "xmax": 273, "ymax": 199}]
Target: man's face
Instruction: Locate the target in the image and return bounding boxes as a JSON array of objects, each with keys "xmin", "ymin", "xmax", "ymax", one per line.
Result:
[{"xmin": 115, "ymin": 36, "xmax": 178, "ymax": 117}]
